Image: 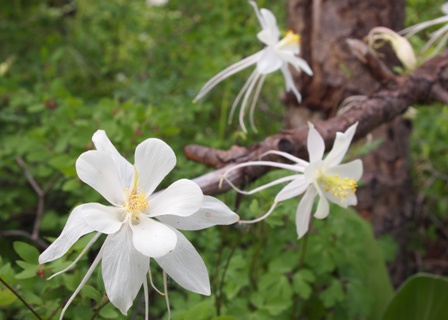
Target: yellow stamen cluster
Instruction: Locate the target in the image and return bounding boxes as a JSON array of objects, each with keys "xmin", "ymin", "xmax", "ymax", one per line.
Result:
[
  {"xmin": 277, "ymin": 31, "xmax": 301, "ymax": 50},
  {"xmin": 284, "ymin": 31, "xmax": 300, "ymax": 45},
  {"xmin": 319, "ymin": 174, "xmax": 357, "ymax": 203},
  {"xmin": 124, "ymin": 168, "xmax": 148, "ymax": 222}
]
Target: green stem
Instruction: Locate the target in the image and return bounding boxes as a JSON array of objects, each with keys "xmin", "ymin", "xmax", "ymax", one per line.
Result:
[
  {"xmin": 91, "ymin": 296, "xmax": 109, "ymax": 320},
  {"xmin": 298, "ymin": 232, "xmax": 309, "ymax": 270},
  {"xmin": 215, "ymin": 228, "xmax": 244, "ymax": 316},
  {"xmin": 0, "ymin": 277, "xmax": 43, "ymax": 320}
]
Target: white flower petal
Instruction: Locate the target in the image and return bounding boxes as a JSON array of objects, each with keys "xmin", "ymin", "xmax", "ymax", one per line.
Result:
[
  {"xmin": 401, "ymin": 15, "xmax": 448, "ymax": 38},
  {"xmin": 275, "ymin": 175, "xmax": 309, "ymax": 202},
  {"xmin": 81, "ymin": 203, "xmax": 125, "ymax": 234},
  {"xmin": 194, "ymin": 52, "xmax": 261, "ymax": 102},
  {"xmin": 92, "ymin": 130, "xmax": 134, "ymax": 188},
  {"xmin": 256, "ymin": 48, "xmax": 283, "ymax": 74},
  {"xmin": 260, "ymin": 150, "xmax": 309, "ymax": 168},
  {"xmin": 155, "ymin": 228, "xmax": 210, "ymax": 295},
  {"xmin": 249, "ymin": 1, "xmax": 280, "ymax": 42},
  {"xmin": 279, "ymin": 52, "xmax": 313, "ymax": 76},
  {"xmin": 307, "ymin": 122, "xmax": 325, "ymax": 163},
  {"xmin": 319, "ymin": 160, "xmax": 360, "ymax": 208},
  {"xmin": 76, "ymin": 151, "xmax": 125, "ymax": 207},
  {"xmin": 59, "ymin": 245, "xmax": 104, "ymax": 320},
  {"xmin": 238, "ymin": 70, "xmax": 262, "ymax": 133},
  {"xmin": 228, "ymin": 68, "xmax": 258, "ymax": 123},
  {"xmin": 326, "ymin": 159, "xmax": 363, "ymax": 181},
  {"xmin": 281, "ymin": 65, "xmax": 302, "ymax": 102},
  {"xmin": 134, "ymin": 138, "xmax": 176, "ymax": 196},
  {"xmin": 102, "ymin": 226, "xmax": 149, "ymax": 315},
  {"xmin": 224, "ymin": 172, "xmax": 300, "ymax": 197},
  {"xmin": 314, "ymin": 186, "xmax": 330, "ymax": 219},
  {"xmin": 324, "ymin": 190, "xmax": 358, "ymax": 208},
  {"xmin": 147, "ymin": 179, "xmax": 203, "ymax": 218},
  {"xmin": 131, "ymin": 216, "xmax": 177, "ymax": 258},
  {"xmin": 260, "ymin": 8, "xmax": 280, "ymax": 41},
  {"xmin": 324, "ymin": 122, "xmax": 358, "ymax": 167},
  {"xmin": 39, "ymin": 204, "xmax": 94, "ymax": 264},
  {"xmin": 442, "ymin": 2, "xmax": 448, "ymax": 15},
  {"xmin": 296, "ymin": 186, "xmax": 316, "ymax": 238},
  {"xmin": 157, "ymin": 196, "xmax": 239, "ymax": 230}
]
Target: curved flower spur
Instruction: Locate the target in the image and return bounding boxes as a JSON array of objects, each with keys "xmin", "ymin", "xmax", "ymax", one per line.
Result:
[
  {"xmin": 39, "ymin": 130, "xmax": 239, "ymax": 319},
  {"xmin": 401, "ymin": 2, "xmax": 448, "ymax": 56},
  {"xmin": 221, "ymin": 122, "xmax": 362, "ymax": 238},
  {"xmin": 193, "ymin": 1, "xmax": 312, "ymax": 133}
]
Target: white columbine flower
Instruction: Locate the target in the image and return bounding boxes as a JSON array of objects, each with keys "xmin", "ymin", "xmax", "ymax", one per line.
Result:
[
  {"xmin": 39, "ymin": 130, "xmax": 238, "ymax": 319},
  {"xmin": 194, "ymin": 1, "xmax": 312, "ymax": 133},
  {"xmin": 366, "ymin": 27, "xmax": 417, "ymax": 70},
  {"xmin": 221, "ymin": 122, "xmax": 362, "ymax": 238},
  {"xmin": 401, "ymin": 2, "xmax": 448, "ymax": 55}
]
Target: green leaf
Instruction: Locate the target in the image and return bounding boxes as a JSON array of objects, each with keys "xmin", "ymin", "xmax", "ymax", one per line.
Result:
[
  {"xmin": 320, "ymin": 280, "xmax": 344, "ymax": 308},
  {"xmin": 80, "ymin": 285, "xmax": 102, "ymax": 301},
  {"xmin": 13, "ymin": 242, "xmax": 40, "ymax": 264},
  {"xmin": 0, "ymin": 289, "xmax": 17, "ymax": 306},
  {"xmin": 15, "ymin": 262, "xmax": 39, "ymax": 279},
  {"xmin": 292, "ymin": 269, "xmax": 316, "ymax": 300},
  {"xmin": 174, "ymin": 301, "xmax": 214, "ymax": 320},
  {"xmin": 381, "ymin": 273, "xmax": 448, "ymax": 320},
  {"xmin": 99, "ymin": 303, "xmax": 119, "ymax": 318}
]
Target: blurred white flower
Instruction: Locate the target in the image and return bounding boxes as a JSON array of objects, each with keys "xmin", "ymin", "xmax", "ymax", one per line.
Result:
[
  {"xmin": 146, "ymin": 0, "xmax": 168, "ymax": 7},
  {"xmin": 0, "ymin": 56, "xmax": 15, "ymax": 77},
  {"xmin": 401, "ymin": 2, "xmax": 448, "ymax": 55},
  {"xmin": 366, "ymin": 27, "xmax": 417, "ymax": 70},
  {"xmin": 194, "ymin": 1, "xmax": 312, "ymax": 133},
  {"xmin": 222, "ymin": 122, "xmax": 362, "ymax": 238},
  {"xmin": 39, "ymin": 130, "xmax": 238, "ymax": 319}
]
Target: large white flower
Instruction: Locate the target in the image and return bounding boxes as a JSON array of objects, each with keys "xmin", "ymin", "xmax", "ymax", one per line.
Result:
[
  {"xmin": 401, "ymin": 2, "xmax": 448, "ymax": 55},
  {"xmin": 221, "ymin": 122, "xmax": 362, "ymax": 238},
  {"xmin": 193, "ymin": 1, "xmax": 312, "ymax": 133},
  {"xmin": 39, "ymin": 130, "xmax": 239, "ymax": 319}
]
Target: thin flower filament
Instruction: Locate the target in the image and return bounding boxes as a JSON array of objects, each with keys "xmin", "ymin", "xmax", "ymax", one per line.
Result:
[
  {"xmin": 318, "ymin": 173, "xmax": 357, "ymax": 203},
  {"xmin": 124, "ymin": 168, "xmax": 148, "ymax": 222}
]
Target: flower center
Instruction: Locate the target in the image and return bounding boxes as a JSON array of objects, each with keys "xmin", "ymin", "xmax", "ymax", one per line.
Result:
[
  {"xmin": 318, "ymin": 174, "xmax": 357, "ymax": 203},
  {"xmin": 277, "ymin": 30, "xmax": 300, "ymax": 49},
  {"xmin": 124, "ymin": 168, "xmax": 148, "ymax": 222}
]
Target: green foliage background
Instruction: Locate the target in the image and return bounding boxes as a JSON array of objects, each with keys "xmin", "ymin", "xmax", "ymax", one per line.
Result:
[{"xmin": 0, "ymin": 0, "xmax": 447, "ymax": 319}]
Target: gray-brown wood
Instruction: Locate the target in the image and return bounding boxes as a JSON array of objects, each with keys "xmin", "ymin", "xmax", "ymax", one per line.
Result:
[{"xmin": 185, "ymin": 0, "xmax": 448, "ymax": 286}]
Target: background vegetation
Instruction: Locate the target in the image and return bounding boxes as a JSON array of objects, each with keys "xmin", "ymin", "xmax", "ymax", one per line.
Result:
[{"xmin": 0, "ymin": 0, "xmax": 447, "ymax": 319}]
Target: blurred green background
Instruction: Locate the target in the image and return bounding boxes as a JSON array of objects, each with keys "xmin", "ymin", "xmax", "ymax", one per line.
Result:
[{"xmin": 0, "ymin": 0, "xmax": 447, "ymax": 319}]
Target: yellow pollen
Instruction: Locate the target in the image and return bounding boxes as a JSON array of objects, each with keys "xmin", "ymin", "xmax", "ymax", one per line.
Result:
[
  {"xmin": 124, "ymin": 168, "xmax": 148, "ymax": 222},
  {"xmin": 284, "ymin": 30, "xmax": 300, "ymax": 45},
  {"xmin": 319, "ymin": 174, "xmax": 357, "ymax": 203}
]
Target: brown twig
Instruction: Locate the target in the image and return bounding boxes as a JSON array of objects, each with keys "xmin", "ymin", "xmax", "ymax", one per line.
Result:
[
  {"xmin": 185, "ymin": 50, "xmax": 448, "ymax": 196},
  {"xmin": 346, "ymin": 38, "xmax": 399, "ymax": 82},
  {"xmin": 0, "ymin": 277, "xmax": 43, "ymax": 320},
  {"xmin": 0, "ymin": 230, "xmax": 48, "ymax": 249},
  {"xmin": 15, "ymin": 157, "xmax": 45, "ymax": 241}
]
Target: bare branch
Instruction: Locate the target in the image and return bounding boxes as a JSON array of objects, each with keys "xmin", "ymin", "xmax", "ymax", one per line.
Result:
[
  {"xmin": 346, "ymin": 38, "xmax": 399, "ymax": 82},
  {"xmin": 15, "ymin": 157, "xmax": 45, "ymax": 241},
  {"xmin": 0, "ymin": 230, "xmax": 48, "ymax": 249},
  {"xmin": 187, "ymin": 50, "xmax": 448, "ymax": 196}
]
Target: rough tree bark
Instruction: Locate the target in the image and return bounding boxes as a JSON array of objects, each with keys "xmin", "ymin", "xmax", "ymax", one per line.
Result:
[
  {"xmin": 185, "ymin": 0, "xmax": 448, "ymax": 286},
  {"xmin": 286, "ymin": 0, "xmax": 411, "ymax": 286}
]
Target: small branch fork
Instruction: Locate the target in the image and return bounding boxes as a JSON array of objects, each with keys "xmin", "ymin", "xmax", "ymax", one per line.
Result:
[
  {"xmin": 15, "ymin": 157, "xmax": 45, "ymax": 240},
  {"xmin": 0, "ymin": 157, "xmax": 54, "ymax": 249},
  {"xmin": 185, "ymin": 49, "xmax": 448, "ymax": 196}
]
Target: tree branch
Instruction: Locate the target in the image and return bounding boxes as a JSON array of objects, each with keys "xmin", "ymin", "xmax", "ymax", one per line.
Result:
[
  {"xmin": 186, "ymin": 50, "xmax": 448, "ymax": 196},
  {"xmin": 15, "ymin": 157, "xmax": 45, "ymax": 241}
]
